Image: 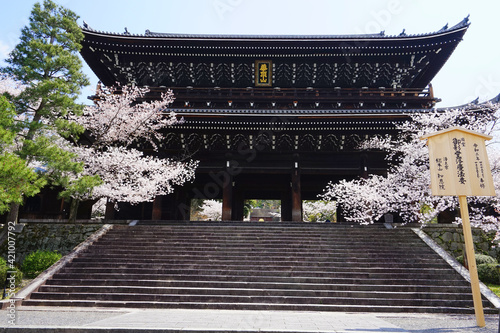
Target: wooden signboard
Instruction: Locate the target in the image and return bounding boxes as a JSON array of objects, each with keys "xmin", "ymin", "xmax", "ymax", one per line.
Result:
[
  {"xmin": 422, "ymin": 126, "xmax": 495, "ymax": 196},
  {"xmin": 421, "ymin": 126, "xmax": 496, "ymax": 328}
]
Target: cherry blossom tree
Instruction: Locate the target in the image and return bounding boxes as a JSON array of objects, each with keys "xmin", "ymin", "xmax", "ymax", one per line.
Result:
[
  {"xmin": 198, "ymin": 200, "xmax": 222, "ymax": 221},
  {"xmin": 322, "ymin": 102, "xmax": 500, "ymax": 236},
  {"xmin": 0, "ymin": 74, "xmax": 25, "ymax": 97},
  {"xmin": 66, "ymin": 84, "xmax": 198, "ymax": 220},
  {"xmin": 303, "ymin": 200, "xmax": 337, "ymax": 222}
]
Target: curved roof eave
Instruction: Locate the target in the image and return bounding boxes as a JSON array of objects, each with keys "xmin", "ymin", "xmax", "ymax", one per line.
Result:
[
  {"xmin": 436, "ymin": 92, "xmax": 500, "ymax": 111},
  {"xmin": 80, "ymin": 16, "xmax": 470, "ymax": 42}
]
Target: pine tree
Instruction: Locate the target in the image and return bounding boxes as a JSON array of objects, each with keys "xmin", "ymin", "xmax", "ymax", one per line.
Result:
[
  {"xmin": 1, "ymin": 0, "xmax": 90, "ymax": 222},
  {"xmin": 0, "ymin": 92, "xmax": 46, "ymax": 213}
]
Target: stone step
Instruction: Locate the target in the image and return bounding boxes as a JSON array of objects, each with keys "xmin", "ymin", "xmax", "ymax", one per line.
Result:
[
  {"xmin": 76, "ymin": 253, "xmax": 446, "ymax": 263},
  {"xmin": 102, "ymin": 229, "xmax": 418, "ymax": 235},
  {"xmin": 69, "ymin": 257, "xmax": 450, "ymax": 268},
  {"xmin": 109, "ymin": 224, "xmax": 386, "ymax": 230},
  {"xmin": 90, "ymin": 242, "xmax": 431, "ymax": 250},
  {"xmin": 55, "ymin": 268, "xmax": 464, "ymax": 281},
  {"xmin": 22, "ymin": 290, "xmax": 471, "ymax": 306},
  {"xmin": 98, "ymin": 237, "xmax": 424, "ymax": 244},
  {"xmin": 23, "ymin": 299, "xmax": 496, "ymax": 314},
  {"xmin": 91, "ymin": 233, "xmax": 424, "ymax": 240},
  {"xmin": 37, "ymin": 285, "xmax": 477, "ymax": 301},
  {"xmin": 130, "ymin": 221, "xmax": 386, "ymax": 227},
  {"xmin": 94, "ymin": 239, "xmax": 428, "ymax": 247},
  {"xmin": 28, "ymin": 291, "xmax": 489, "ymax": 309},
  {"xmin": 49, "ymin": 272, "xmax": 471, "ymax": 287},
  {"xmin": 79, "ymin": 251, "xmax": 439, "ymax": 261},
  {"xmin": 95, "ymin": 242, "xmax": 433, "ymax": 249},
  {"xmin": 101, "ymin": 234, "xmax": 419, "ymax": 242},
  {"xmin": 22, "ymin": 224, "xmax": 495, "ymax": 313},
  {"xmin": 75, "ymin": 249, "xmax": 439, "ymax": 256},
  {"xmin": 45, "ymin": 278, "xmax": 473, "ymax": 293},
  {"xmin": 62, "ymin": 262, "xmax": 456, "ymax": 274},
  {"xmin": 125, "ymin": 231, "xmax": 391, "ymax": 235},
  {"xmin": 83, "ymin": 247, "xmax": 439, "ymax": 256}
]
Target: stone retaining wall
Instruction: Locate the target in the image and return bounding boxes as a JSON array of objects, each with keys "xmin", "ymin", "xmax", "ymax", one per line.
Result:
[
  {"xmin": 422, "ymin": 224, "xmax": 500, "ymax": 260},
  {"xmin": 0, "ymin": 222, "xmax": 103, "ymax": 264}
]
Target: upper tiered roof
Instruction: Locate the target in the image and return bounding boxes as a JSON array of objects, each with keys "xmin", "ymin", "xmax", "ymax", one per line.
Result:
[{"xmin": 80, "ymin": 17, "xmax": 469, "ymax": 92}]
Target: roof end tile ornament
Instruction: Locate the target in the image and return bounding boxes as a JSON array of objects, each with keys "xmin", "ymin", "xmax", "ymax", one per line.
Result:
[
  {"xmin": 437, "ymin": 23, "xmax": 448, "ymax": 33},
  {"xmin": 449, "ymin": 14, "xmax": 470, "ymax": 30}
]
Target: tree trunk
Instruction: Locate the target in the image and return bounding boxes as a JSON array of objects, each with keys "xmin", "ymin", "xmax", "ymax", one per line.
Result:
[
  {"xmin": 68, "ymin": 199, "xmax": 79, "ymax": 223},
  {"xmin": 6, "ymin": 202, "xmax": 20, "ymax": 223}
]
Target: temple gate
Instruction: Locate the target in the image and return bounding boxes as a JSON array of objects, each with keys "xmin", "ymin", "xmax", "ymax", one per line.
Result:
[{"xmin": 78, "ymin": 18, "xmax": 470, "ymax": 221}]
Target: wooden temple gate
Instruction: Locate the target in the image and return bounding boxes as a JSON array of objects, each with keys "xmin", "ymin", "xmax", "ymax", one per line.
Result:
[{"xmin": 24, "ymin": 17, "xmax": 471, "ymax": 221}]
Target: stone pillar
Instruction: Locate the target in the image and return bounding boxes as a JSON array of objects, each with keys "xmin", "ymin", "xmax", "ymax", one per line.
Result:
[{"xmin": 291, "ymin": 166, "xmax": 302, "ymax": 222}]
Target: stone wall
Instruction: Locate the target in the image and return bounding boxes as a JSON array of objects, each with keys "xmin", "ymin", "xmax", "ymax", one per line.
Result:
[
  {"xmin": 0, "ymin": 222, "xmax": 104, "ymax": 264},
  {"xmin": 422, "ymin": 224, "xmax": 500, "ymax": 260}
]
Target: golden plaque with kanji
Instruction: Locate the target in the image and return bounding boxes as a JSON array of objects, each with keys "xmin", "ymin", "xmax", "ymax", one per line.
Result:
[{"xmin": 255, "ymin": 60, "xmax": 272, "ymax": 87}]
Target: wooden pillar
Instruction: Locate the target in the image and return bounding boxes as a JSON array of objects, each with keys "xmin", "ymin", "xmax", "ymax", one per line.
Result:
[
  {"xmin": 459, "ymin": 195, "xmax": 485, "ymax": 327},
  {"xmin": 361, "ymin": 154, "xmax": 369, "ymax": 179},
  {"xmin": 152, "ymin": 195, "xmax": 163, "ymax": 220},
  {"xmin": 104, "ymin": 200, "xmax": 115, "ymax": 220},
  {"xmin": 336, "ymin": 203, "xmax": 344, "ymax": 223},
  {"xmin": 222, "ymin": 172, "xmax": 233, "ymax": 221},
  {"xmin": 291, "ymin": 166, "xmax": 302, "ymax": 222},
  {"xmin": 233, "ymin": 188, "xmax": 245, "ymax": 221},
  {"xmin": 281, "ymin": 189, "xmax": 292, "ymax": 222},
  {"xmin": 222, "ymin": 177, "xmax": 233, "ymax": 221},
  {"xmin": 176, "ymin": 189, "xmax": 191, "ymax": 221},
  {"xmin": 161, "ymin": 194, "xmax": 185, "ymax": 221}
]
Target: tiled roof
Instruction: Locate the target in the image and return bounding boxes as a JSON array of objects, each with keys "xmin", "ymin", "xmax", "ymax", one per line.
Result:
[{"xmin": 81, "ymin": 16, "xmax": 469, "ymax": 41}]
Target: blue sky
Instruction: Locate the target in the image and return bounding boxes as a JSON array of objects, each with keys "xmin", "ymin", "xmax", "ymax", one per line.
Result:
[{"xmin": 1, "ymin": 0, "xmax": 499, "ymax": 107}]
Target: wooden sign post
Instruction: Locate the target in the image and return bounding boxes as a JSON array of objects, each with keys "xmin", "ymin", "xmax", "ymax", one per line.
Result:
[{"xmin": 421, "ymin": 127, "xmax": 496, "ymax": 327}]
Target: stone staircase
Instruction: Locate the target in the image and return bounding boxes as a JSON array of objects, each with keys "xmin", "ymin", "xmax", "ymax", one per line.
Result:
[{"xmin": 21, "ymin": 223, "xmax": 497, "ymax": 313}]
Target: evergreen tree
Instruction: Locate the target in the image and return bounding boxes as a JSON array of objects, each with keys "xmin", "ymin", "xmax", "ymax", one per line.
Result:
[
  {"xmin": 0, "ymin": 93, "xmax": 45, "ymax": 213},
  {"xmin": 1, "ymin": 0, "xmax": 90, "ymax": 222}
]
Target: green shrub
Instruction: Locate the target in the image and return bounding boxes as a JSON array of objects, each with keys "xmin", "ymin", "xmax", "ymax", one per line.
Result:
[
  {"xmin": 0, "ymin": 258, "xmax": 23, "ymax": 288},
  {"xmin": 21, "ymin": 250, "xmax": 62, "ymax": 278},
  {"xmin": 477, "ymin": 263, "xmax": 500, "ymax": 284},
  {"xmin": 456, "ymin": 254, "xmax": 497, "ymax": 266}
]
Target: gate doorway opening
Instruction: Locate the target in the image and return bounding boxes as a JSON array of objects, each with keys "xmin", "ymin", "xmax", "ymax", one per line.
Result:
[
  {"xmin": 245, "ymin": 200, "xmax": 281, "ymax": 222},
  {"xmin": 190, "ymin": 199, "xmax": 222, "ymax": 221}
]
